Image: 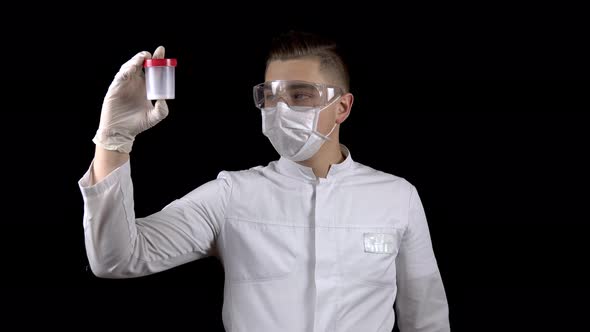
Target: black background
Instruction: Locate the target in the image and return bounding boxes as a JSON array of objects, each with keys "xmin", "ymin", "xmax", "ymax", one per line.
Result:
[{"xmin": 2, "ymin": 3, "xmax": 588, "ymax": 331}]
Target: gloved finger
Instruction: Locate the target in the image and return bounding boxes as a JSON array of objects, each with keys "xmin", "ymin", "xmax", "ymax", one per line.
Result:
[
  {"xmin": 116, "ymin": 51, "xmax": 152, "ymax": 81},
  {"xmin": 147, "ymin": 100, "xmax": 169, "ymax": 126},
  {"xmin": 153, "ymin": 46, "xmax": 165, "ymax": 59}
]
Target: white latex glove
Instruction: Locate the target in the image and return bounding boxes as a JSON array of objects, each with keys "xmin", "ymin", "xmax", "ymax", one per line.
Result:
[{"xmin": 92, "ymin": 46, "xmax": 169, "ymax": 153}]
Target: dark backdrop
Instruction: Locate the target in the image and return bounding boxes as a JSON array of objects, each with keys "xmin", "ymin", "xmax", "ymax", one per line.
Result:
[{"xmin": 2, "ymin": 4, "xmax": 588, "ymax": 331}]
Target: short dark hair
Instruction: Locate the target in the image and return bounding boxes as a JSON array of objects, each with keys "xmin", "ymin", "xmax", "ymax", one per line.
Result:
[{"xmin": 266, "ymin": 31, "xmax": 350, "ymax": 92}]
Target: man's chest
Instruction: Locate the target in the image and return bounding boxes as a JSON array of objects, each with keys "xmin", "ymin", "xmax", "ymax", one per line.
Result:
[{"xmin": 219, "ymin": 180, "xmax": 408, "ymax": 288}]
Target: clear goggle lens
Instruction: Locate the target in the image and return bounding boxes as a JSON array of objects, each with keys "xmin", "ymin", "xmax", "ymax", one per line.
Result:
[{"xmin": 253, "ymin": 80, "xmax": 343, "ymax": 110}]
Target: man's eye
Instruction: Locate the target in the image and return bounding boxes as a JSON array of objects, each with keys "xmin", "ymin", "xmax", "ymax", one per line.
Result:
[{"xmin": 294, "ymin": 93, "xmax": 311, "ymax": 100}]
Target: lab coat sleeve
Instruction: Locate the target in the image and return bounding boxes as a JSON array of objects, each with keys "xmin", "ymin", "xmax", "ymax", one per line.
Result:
[
  {"xmin": 395, "ymin": 185, "xmax": 450, "ymax": 332},
  {"xmin": 78, "ymin": 159, "xmax": 231, "ymax": 278}
]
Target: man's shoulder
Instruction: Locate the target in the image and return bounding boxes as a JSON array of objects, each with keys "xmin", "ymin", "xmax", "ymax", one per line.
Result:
[
  {"xmin": 352, "ymin": 160, "xmax": 405, "ymax": 182},
  {"xmin": 215, "ymin": 164, "xmax": 269, "ymax": 181},
  {"xmin": 351, "ymin": 160, "xmax": 414, "ymax": 190}
]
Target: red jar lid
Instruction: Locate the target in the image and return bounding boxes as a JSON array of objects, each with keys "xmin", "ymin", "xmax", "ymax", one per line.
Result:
[{"xmin": 144, "ymin": 58, "xmax": 177, "ymax": 67}]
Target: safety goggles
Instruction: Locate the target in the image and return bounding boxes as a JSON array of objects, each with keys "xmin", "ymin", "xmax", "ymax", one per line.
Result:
[{"xmin": 253, "ymin": 80, "xmax": 344, "ymax": 109}]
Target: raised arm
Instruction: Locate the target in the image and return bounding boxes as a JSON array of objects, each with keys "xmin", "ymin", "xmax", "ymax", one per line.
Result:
[{"xmin": 79, "ymin": 46, "xmax": 231, "ymax": 278}]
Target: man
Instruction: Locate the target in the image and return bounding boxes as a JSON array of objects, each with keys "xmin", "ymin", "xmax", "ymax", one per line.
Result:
[{"xmin": 79, "ymin": 31, "xmax": 450, "ymax": 331}]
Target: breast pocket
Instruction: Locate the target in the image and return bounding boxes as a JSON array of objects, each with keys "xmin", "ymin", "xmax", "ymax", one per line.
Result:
[
  {"xmin": 338, "ymin": 226, "xmax": 402, "ymax": 288},
  {"xmin": 223, "ymin": 218, "xmax": 298, "ymax": 283}
]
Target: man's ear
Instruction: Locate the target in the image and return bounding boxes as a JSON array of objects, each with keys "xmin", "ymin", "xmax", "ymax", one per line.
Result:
[{"xmin": 336, "ymin": 93, "xmax": 354, "ymax": 124}]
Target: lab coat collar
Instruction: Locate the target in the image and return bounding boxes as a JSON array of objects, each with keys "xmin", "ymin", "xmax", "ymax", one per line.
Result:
[{"xmin": 276, "ymin": 144, "xmax": 354, "ymax": 182}]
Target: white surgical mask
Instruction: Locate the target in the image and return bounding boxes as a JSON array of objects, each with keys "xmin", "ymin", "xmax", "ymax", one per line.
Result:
[{"xmin": 261, "ymin": 101, "xmax": 338, "ymax": 161}]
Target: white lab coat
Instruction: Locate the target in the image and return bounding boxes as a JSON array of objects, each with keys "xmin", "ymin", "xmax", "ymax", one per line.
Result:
[{"xmin": 79, "ymin": 144, "xmax": 450, "ymax": 332}]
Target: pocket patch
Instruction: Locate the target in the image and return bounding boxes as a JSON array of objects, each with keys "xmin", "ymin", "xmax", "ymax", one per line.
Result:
[{"xmin": 363, "ymin": 232, "xmax": 395, "ymax": 254}]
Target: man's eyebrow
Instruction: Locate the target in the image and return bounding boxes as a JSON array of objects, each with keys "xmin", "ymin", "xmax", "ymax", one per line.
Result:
[
  {"xmin": 289, "ymin": 83, "xmax": 316, "ymax": 90},
  {"xmin": 262, "ymin": 82, "xmax": 317, "ymax": 92}
]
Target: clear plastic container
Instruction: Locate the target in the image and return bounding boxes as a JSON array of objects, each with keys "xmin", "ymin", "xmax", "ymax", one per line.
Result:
[{"xmin": 143, "ymin": 58, "xmax": 177, "ymax": 100}]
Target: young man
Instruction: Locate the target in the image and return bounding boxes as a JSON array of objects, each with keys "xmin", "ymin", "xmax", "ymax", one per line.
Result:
[{"xmin": 79, "ymin": 32, "xmax": 450, "ymax": 331}]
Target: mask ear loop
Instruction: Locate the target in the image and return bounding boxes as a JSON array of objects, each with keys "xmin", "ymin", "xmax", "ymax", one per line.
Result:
[
  {"xmin": 313, "ymin": 95, "xmax": 342, "ymax": 141},
  {"xmin": 322, "ymin": 123, "xmax": 338, "ymax": 141}
]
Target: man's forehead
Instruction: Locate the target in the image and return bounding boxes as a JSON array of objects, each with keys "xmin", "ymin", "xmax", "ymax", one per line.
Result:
[{"xmin": 265, "ymin": 58, "xmax": 328, "ymax": 84}]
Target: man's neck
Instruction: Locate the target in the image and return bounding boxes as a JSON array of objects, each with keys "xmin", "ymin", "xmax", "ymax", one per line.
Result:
[{"xmin": 297, "ymin": 138, "xmax": 345, "ymax": 179}]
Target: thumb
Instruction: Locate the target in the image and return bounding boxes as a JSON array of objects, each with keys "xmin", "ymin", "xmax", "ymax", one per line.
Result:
[
  {"xmin": 147, "ymin": 100, "xmax": 169, "ymax": 126},
  {"xmin": 153, "ymin": 46, "xmax": 165, "ymax": 59},
  {"xmin": 115, "ymin": 50, "xmax": 152, "ymax": 81}
]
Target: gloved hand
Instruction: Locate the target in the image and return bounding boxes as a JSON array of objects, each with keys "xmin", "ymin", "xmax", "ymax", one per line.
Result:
[{"xmin": 92, "ymin": 46, "xmax": 169, "ymax": 153}]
